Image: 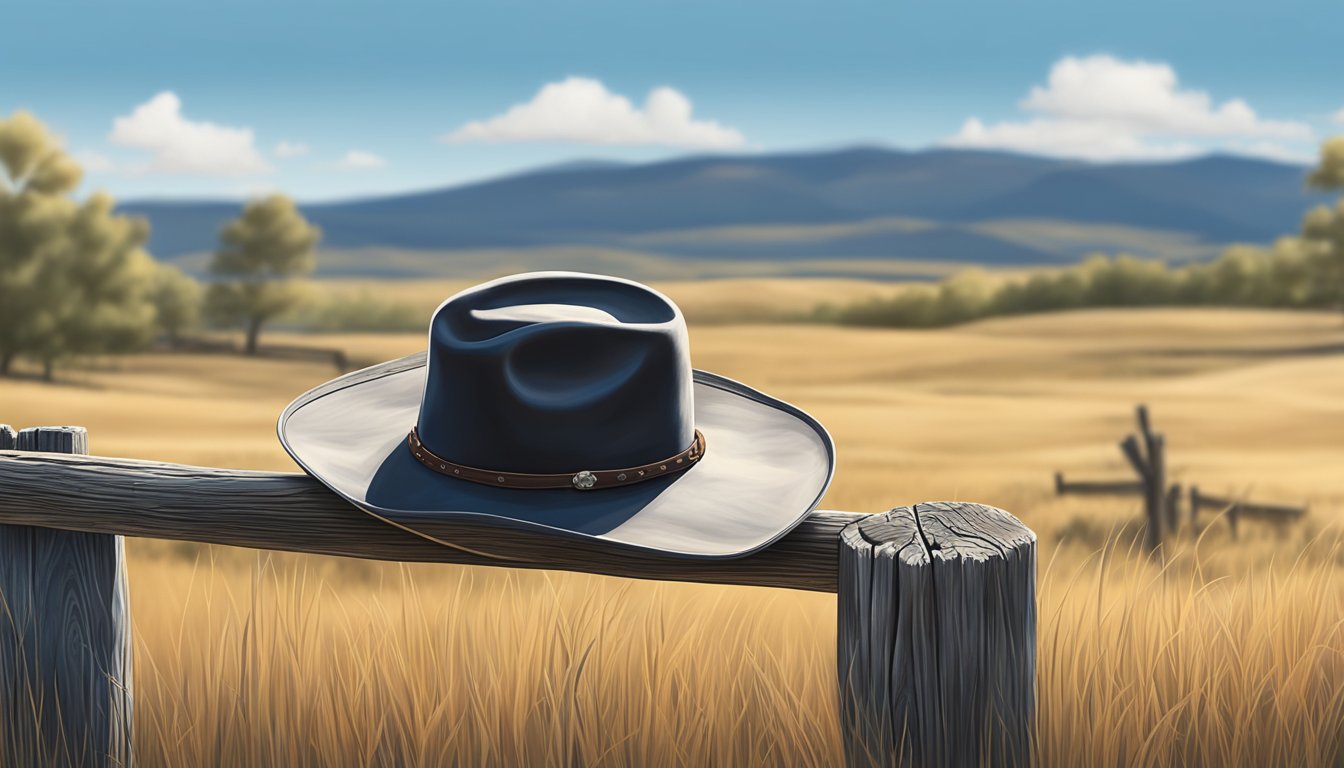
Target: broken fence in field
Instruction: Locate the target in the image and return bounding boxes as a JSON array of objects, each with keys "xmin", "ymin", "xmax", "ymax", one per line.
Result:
[
  {"xmin": 1054, "ymin": 404, "xmax": 1308, "ymax": 548},
  {"xmin": 0, "ymin": 422, "xmax": 1037, "ymax": 768}
]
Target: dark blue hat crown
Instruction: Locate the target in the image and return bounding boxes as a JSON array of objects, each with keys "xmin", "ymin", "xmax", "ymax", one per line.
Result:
[{"xmin": 415, "ymin": 272, "xmax": 695, "ymax": 474}]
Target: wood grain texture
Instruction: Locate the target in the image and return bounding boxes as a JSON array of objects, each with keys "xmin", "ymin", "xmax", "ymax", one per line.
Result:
[
  {"xmin": 0, "ymin": 450, "xmax": 865, "ymax": 593},
  {"xmin": 838, "ymin": 502, "xmax": 1036, "ymax": 768},
  {"xmin": 0, "ymin": 428, "xmax": 132, "ymax": 768}
]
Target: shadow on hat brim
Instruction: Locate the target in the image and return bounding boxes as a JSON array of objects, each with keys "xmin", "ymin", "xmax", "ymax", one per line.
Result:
[{"xmin": 278, "ymin": 352, "xmax": 834, "ymax": 559}]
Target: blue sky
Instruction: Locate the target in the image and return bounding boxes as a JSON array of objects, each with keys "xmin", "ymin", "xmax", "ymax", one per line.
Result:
[{"xmin": 3, "ymin": 0, "xmax": 1341, "ymax": 201}]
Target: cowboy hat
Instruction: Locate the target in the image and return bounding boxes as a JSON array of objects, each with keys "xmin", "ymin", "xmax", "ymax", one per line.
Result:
[{"xmin": 278, "ymin": 271, "xmax": 834, "ymax": 559}]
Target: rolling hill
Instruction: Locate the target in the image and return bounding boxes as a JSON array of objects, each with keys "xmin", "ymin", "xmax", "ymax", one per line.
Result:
[{"xmin": 123, "ymin": 148, "xmax": 1328, "ymax": 280}]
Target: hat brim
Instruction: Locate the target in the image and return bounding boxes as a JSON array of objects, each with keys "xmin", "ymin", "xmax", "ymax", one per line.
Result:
[{"xmin": 278, "ymin": 352, "xmax": 834, "ymax": 559}]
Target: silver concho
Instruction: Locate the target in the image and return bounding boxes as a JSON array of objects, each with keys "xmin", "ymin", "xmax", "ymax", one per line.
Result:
[{"xmin": 572, "ymin": 470, "xmax": 597, "ymax": 490}]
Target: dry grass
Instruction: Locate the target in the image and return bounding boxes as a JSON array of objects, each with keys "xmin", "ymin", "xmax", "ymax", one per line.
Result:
[
  {"xmin": 1035, "ymin": 535, "xmax": 1344, "ymax": 766},
  {"xmin": 126, "ymin": 549, "xmax": 842, "ymax": 767},
  {"xmin": 3, "ymin": 298, "xmax": 1344, "ymax": 765}
]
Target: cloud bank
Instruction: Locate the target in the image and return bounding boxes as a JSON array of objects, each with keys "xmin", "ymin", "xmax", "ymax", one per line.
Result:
[
  {"xmin": 110, "ymin": 92, "xmax": 270, "ymax": 175},
  {"xmin": 443, "ymin": 77, "xmax": 746, "ymax": 149},
  {"xmin": 942, "ymin": 55, "xmax": 1314, "ymax": 162}
]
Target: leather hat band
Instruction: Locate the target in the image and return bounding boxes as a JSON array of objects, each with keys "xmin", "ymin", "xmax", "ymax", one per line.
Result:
[{"xmin": 408, "ymin": 428, "xmax": 706, "ymax": 491}]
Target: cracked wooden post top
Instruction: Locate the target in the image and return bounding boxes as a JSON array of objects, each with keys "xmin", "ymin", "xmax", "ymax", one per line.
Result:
[{"xmin": 837, "ymin": 502, "xmax": 1037, "ymax": 768}]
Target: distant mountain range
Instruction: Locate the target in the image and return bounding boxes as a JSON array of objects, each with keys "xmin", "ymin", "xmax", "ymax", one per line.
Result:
[{"xmin": 123, "ymin": 148, "xmax": 1328, "ymax": 280}]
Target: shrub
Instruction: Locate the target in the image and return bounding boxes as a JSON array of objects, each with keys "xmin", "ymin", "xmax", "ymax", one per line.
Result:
[{"xmin": 828, "ymin": 244, "xmax": 1340, "ymax": 329}]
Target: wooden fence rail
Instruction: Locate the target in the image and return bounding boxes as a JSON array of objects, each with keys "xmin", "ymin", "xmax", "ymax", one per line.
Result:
[
  {"xmin": 0, "ymin": 425, "xmax": 1037, "ymax": 767},
  {"xmin": 1053, "ymin": 472, "xmax": 1145, "ymax": 496},
  {"xmin": 1189, "ymin": 485, "xmax": 1308, "ymax": 540}
]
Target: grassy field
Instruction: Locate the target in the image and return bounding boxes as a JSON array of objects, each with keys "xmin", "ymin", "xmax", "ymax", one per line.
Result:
[{"xmin": 3, "ymin": 300, "xmax": 1344, "ymax": 765}]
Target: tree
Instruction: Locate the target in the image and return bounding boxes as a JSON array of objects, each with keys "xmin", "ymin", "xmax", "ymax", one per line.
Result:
[
  {"xmin": 149, "ymin": 263, "xmax": 203, "ymax": 345},
  {"xmin": 1308, "ymin": 136, "xmax": 1344, "ymax": 189},
  {"xmin": 0, "ymin": 111, "xmax": 156, "ymax": 379},
  {"xmin": 1303, "ymin": 137, "xmax": 1344, "ymax": 315},
  {"xmin": 205, "ymin": 195, "xmax": 321, "ymax": 354}
]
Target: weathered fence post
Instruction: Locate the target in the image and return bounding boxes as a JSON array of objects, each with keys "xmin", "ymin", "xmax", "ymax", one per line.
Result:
[
  {"xmin": 1120, "ymin": 404, "xmax": 1175, "ymax": 554},
  {"xmin": 1189, "ymin": 484, "xmax": 1200, "ymax": 532},
  {"xmin": 0, "ymin": 425, "xmax": 132, "ymax": 767},
  {"xmin": 837, "ymin": 501, "xmax": 1036, "ymax": 767},
  {"xmin": 1166, "ymin": 483, "xmax": 1183, "ymax": 537}
]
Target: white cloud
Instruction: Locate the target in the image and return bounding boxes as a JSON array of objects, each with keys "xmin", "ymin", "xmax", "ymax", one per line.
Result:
[
  {"xmin": 273, "ymin": 140, "xmax": 310, "ymax": 158},
  {"xmin": 1332, "ymin": 107, "xmax": 1344, "ymax": 125},
  {"xmin": 442, "ymin": 76, "xmax": 746, "ymax": 149},
  {"xmin": 1019, "ymin": 56, "xmax": 1310, "ymax": 139},
  {"xmin": 948, "ymin": 117, "xmax": 1201, "ymax": 162},
  {"xmin": 109, "ymin": 92, "xmax": 270, "ymax": 176},
  {"xmin": 942, "ymin": 55, "xmax": 1314, "ymax": 161},
  {"xmin": 334, "ymin": 150, "xmax": 385, "ymax": 170}
]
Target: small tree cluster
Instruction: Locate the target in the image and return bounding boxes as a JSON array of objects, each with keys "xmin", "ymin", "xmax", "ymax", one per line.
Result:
[
  {"xmin": 0, "ymin": 110, "xmax": 328, "ymax": 376},
  {"xmin": 205, "ymin": 195, "xmax": 321, "ymax": 354},
  {"xmin": 0, "ymin": 112, "xmax": 184, "ymax": 379},
  {"xmin": 824, "ymin": 243, "xmax": 1332, "ymax": 329}
]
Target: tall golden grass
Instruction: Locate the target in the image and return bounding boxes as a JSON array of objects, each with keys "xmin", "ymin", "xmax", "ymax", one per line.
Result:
[
  {"xmin": 127, "ymin": 548, "xmax": 841, "ymax": 767},
  {"xmin": 10, "ymin": 533, "xmax": 1344, "ymax": 765},
  {"xmin": 105, "ymin": 501, "xmax": 1344, "ymax": 767},
  {"xmin": 1036, "ymin": 528, "xmax": 1344, "ymax": 766},
  {"xmin": 3, "ymin": 304, "xmax": 1344, "ymax": 765}
]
